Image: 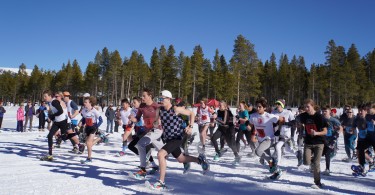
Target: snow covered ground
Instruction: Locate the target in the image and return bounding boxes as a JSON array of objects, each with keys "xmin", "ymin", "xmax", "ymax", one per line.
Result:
[{"xmin": 0, "ymin": 106, "xmax": 374, "ymax": 195}]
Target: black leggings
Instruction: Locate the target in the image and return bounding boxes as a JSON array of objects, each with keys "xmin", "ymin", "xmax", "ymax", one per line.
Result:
[
  {"xmin": 48, "ymin": 120, "xmax": 69, "ymax": 155},
  {"xmin": 235, "ymin": 129, "xmax": 253, "ymax": 152},
  {"xmin": 128, "ymin": 136, "xmax": 155, "ymax": 163},
  {"xmin": 211, "ymin": 125, "xmax": 238, "ymax": 156}
]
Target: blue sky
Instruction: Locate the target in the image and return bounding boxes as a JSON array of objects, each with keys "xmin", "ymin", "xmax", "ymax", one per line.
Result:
[{"xmin": 0, "ymin": 0, "xmax": 374, "ymax": 71}]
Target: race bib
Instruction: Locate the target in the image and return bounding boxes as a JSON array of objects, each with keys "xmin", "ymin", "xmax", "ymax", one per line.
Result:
[
  {"xmin": 144, "ymin": 118, "xmax": 153, "ymax": 129},
  {"xmin": 305, "ymin": 124, "xmax": 317, "ymax": 135},
  {"xmin": 257, "ymin": 129, "xmax": 265, "ymax": 138},
  {"xmin": 85, "ymin": 118, "xmax": 94, "ymax": 127},
  {"xmin": 202, "ymin": 115, "xmax": 208, "ymax": 121}
]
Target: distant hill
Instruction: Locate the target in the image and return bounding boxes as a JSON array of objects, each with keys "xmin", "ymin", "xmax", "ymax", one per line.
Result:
[{"xmin": 0, "ymin": 67, "xmax": 32, "ymax": 76}]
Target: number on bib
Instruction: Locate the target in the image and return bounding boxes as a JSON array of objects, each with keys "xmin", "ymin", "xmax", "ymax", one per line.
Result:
[
  {"xmin": 257, "ymin": 129, "xmax": 265, "ymax": 138},
  {"xmin": 85, "ymin": 118, "xmax": 93, "ymax": 127},
  {"xmin": 144, "ymin": 118, "xmax": 153, "ymax": 129},
  {"xmin": 305, "ymin": 124, "xmax": 317, "ymax": 135}
]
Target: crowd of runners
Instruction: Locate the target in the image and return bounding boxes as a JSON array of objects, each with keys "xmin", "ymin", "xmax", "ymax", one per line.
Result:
[{"xmin": 29, "ymin": 88, "xmax": 375, "ymax": 190}]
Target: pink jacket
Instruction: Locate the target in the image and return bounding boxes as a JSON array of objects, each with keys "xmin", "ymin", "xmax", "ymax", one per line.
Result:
[{"xmin": 17, "ymin": 108, "xmax": 24, "ymax": 121}]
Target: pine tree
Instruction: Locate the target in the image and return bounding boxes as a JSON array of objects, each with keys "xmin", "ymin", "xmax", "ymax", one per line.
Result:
[
  {"xmin": 71, "ymin": 59, "xmax": 83, "ymax": 101},
  {"xmin": 191, "ymin": 45, "xmax": 205, "ymax": 104},
  {"xmin": 28, "ymin": 65, "xmax": 42, "ymax": 102},
  {"xmin": 212, "ymin": 49, "xmax": 224, "ymax": 100},
  {"xmin": 230, "ymin": 35, "xmax": 260, "ymax": 104},
  {"xmin": 150, "ymin": 48, "xmax": 162, "ymax": 94},
  {"xmin": 181, "ymin": 56, "xmax": 193, "ymax": 103}
]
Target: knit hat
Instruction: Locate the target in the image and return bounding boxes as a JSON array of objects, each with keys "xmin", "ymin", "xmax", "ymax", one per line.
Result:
[{"xmin": 275, "ymin": 99, "xmax": 286, "ymax": 109}]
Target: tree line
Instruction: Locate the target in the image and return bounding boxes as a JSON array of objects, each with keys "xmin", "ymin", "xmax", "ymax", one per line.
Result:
[{"xmin": 1, "ymin": 35, "xmax": 374, "ymax": 107}]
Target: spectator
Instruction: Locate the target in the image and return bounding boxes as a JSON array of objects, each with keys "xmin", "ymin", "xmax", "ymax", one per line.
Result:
[
  {"xmin": 37, "ymin": 101, "xmax": 47, "ymax": 131},
  {"xmin": 105, "ymin": 104, "xmax": 116, "ymax": 133},
  {"xmin": 24, "ymin": 101, "xmax": 36, "ymax": 131},
  {"xmin": 114, "ymin": 106, "xmax": 121, "ymax": 133},
  {"xmin": 0, "ymin": 100, "xmax": 6, "ymax": 129},
  {"xmin": 17, "ymin": 105, "xmax": 25, "ymax": 132}
]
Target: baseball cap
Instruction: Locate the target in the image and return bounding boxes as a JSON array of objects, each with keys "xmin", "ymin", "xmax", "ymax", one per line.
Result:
[
  {"xmin": 160, "ymin": 90, "xmax": 174, "ymax": 99},
  {"xmin": 63, "ymin": 91, "xmax": 71, "ymax": 96},
  {"xmin": 83, "ymin": 93, "xmax": 90, "ymax": 97}
]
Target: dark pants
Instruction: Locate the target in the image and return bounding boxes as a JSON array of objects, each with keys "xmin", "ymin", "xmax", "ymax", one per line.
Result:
[
  {"xmin": 304, "ymin": 144, "xmax": 324, "ymax": 185},
  {"xmin": 236, "ymin": 129, "xmax": 255, "ymax": 153},
  {"xmin": 211, "ymin": 125, "xmax": 238, "ymax": 156},
  {"xmin": 114, "ymin": 121, "xmax": 119, "ymax": 132},
  {"xmin": 0, "ymin": 117, "xmax": 3, "ymax": 128},
  {"xmin": 38, "ymin": 113, "xmax": 46, "ymax": 129},
  {"xmin": 17, "ymin": 121, "xmax": 23, "ymax": 132},
  {"xmin": 128, "ymin": 135, "xmax": 155, "ymax": 163},
  {"xmin": 47, "ymin": 120, "xmax": 69, "ymax": 155}
]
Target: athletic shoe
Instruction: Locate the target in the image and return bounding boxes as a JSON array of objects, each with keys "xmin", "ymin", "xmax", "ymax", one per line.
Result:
[
  {"xmin": 135, "ymin": 169, "xmax": 147, "ymax": 178},
  {"xmin": 311, "ymin": 183, "xmax": 324, "ymax": 189},
  {"xmin": 153, "ymin": 180, "xmax": 166, "ymax": 190},
  {"xmin": 198, "ymin": 153, "xmax": 210, "ymax": 172},
  {"xmin": 183, "ymin": 163, "xmax": 191, "ymax": 174},
  {"xmin": 118, "ymin": 151, "xmax": 126, "ymax": 156},
  {"xmin": 233, "ymin": 156, "xmax": 241, "ymax": 165},
  {"xmin": 70, "ymin": 147, "xmax": 79, "ymax": 154},
  {"xmin": 322, "ymin": 169, "xmax": 331, "ymax": 176},
  {"xmin": 40, "ymin": 155, "xmax": 53, "ymax": 161},
  {"xmin": 213, "ymin": 153, "xmax": 220, "ymax": 161},
  {"xmin": 81, "ymin": 158, "xmax": 92, "ymax": 164},
  {"xmin": 268, "ymin": 158, "xmax": 278, "ymax": 173}
]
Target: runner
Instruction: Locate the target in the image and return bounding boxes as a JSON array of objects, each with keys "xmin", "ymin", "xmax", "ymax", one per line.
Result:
[
  {"xmin": 321, "ymin": 105, "xmax": 342, "ymax": 175},
  {"xmin": 212, "ymin": 100, "xmax": 240, "ymax": 164},
  {"xmin": 40, "ymin": 90, "xmax": 84, "ymax": 161},
  {"xmin": 271, "ymin": 99, "xmax": 296, "ymax": 166},
  {"xmin": 117, "ymin": 98, "xmax": 132, "ymax": 156},
  {"xmin": 79, "ymin": 96, "xmax": 103, "ymax": 164},
  {"xmin": 295, "ymin": 105, "xmax": 306, "ymax": 167},
  {"xmin": 235, "ymin": 101, "xmax": 252, "ymax": 154},
  {"xmin": 298, "ymin": 99, "xmax": 327, "ymax": 189},
  {"xmin": 196, "ymin": 98, "xmax": 215, "ymax": 153},
  {"xmin": 341, "ymin": 107, "xmax": 356, "ymax": 162},
  {"xmin": 128, "ymin": 88, "xmax": 163, "ymax": 178},
  {"xmin": 249, "ymin": 97, "xmax": 285, "ymax": 179},
  {"xmin": 63, "ymin": 91, "xmax": 81, "ymax": 149},
  {"xmin": 147, "ymin": 90, "xmax": 209, "ymax": 190}
]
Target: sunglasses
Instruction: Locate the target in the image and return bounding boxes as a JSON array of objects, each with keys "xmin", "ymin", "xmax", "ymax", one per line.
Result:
[
  {"xmin": 55, "ymin": 96, "xmax": 60, "ymax": 98},
  {"xmin": 348, "ymin": 112, "xmax": 353, "ymax": 113},
  {"xmin": 158, "ymin": 97, "xmax": 164, "ymax": 102}
]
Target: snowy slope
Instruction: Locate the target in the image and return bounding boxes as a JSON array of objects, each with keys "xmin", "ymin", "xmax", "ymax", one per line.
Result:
[{"xmin": 0, "ymin": 106, "xmax": 374, "ymax": 195}]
